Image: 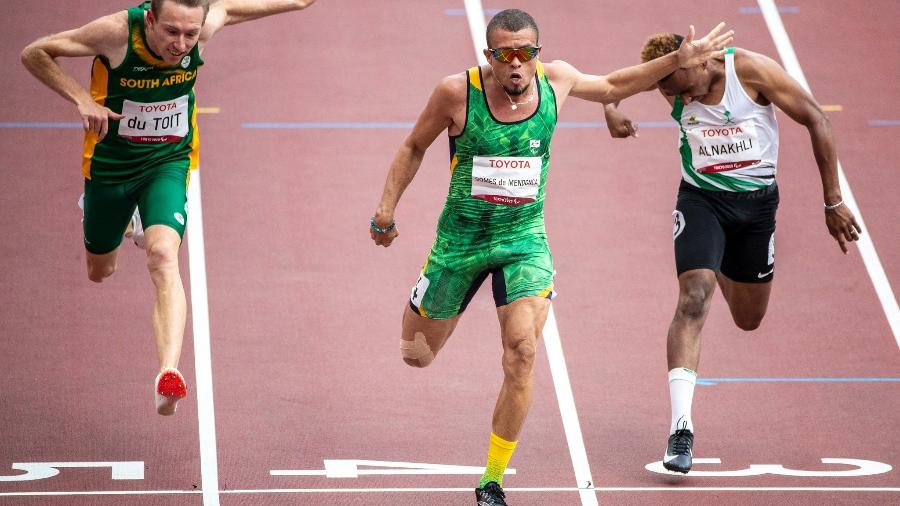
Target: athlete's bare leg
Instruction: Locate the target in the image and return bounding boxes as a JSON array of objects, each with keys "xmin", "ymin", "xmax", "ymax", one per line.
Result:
[
  {"xmin": 400, "ymin": 306, "xmax": 461, "ymax": 367},
  {"xmin": 668, "ymin": 269, "xmax": 775, "ymax": 371},
  {"xmin": 86, "ymin": 249, "xmax": 119, "ymax": 283},
  {"xmin": 144, "ymin": 224, "xmax": 185, "ymax": 371},
  {"xmin": 667, "ymin": 269, "xmax": 717, "ymax": 371},
  {"xmin": 716, "ymin": 273, "xmax": 773, "ymax": 331},
  {"xmin": 491, "ymin": 296, "xmax": 549, "ymax": 441}
]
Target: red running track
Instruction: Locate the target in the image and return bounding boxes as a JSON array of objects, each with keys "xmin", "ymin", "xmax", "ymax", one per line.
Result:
[{"xmin": 1, "ymin": 1, "xmax": 898, "ymax": 505}]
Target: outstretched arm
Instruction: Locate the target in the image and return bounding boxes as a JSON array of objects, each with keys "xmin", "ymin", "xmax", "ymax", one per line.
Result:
[
  {"xmin": 20, "ymin": 12, "xmax": 127, "ymax": 141},
  {"xmin": 201, "ymin": 0, "xmax": 316, "ymax": 43},
  {"xmin": 371, "ymin": 76, "xmax": 463, "ymax": 247},
  {"xmin": 605, "ymin": 82, "xmax": 677, "ymax": 139},
  {"xmin": 742, "ymin": 51, "xmax": 861, "ymax": 253},
  {"xmin": 561, "ymin": 23, "xmax": 733, "ymax": 104},
  {"xmin": 604, "ymin": 102, "xmax": 638, "ymax": 138}
]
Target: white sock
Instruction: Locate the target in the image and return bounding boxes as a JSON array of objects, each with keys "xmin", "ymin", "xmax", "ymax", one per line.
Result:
[{"xmin": 668, "ymin": 367, "xmax": 697, "ymax": 434}]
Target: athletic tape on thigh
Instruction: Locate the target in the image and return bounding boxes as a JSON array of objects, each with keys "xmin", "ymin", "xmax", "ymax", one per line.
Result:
[{"xmin": 400, "ymin": 331, "xmax": 434, "ymax": 366}]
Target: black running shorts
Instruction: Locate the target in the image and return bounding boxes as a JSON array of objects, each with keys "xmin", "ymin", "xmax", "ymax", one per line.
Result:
[{"xmin": 672, "ymin": 180, "xmax": 779, "ymax": 283}]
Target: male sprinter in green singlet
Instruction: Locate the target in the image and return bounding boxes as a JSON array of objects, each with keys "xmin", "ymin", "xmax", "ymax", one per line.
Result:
[
  {"xmin": 606, "ymin": 35, "xmax": 861, "ymax": 474},
  {"xmin": 369, "ymin": 9, "xmax": 732, "ymax": 504},
  {"xmin": 21, "ymin": 0, "xmax": 317, "ymax": 416}
]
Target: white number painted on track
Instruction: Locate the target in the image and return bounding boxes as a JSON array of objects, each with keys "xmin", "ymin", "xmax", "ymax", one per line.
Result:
[
  {"xmin": 271, "ymin": 460, "xmax": 516, "ymax": 479},
  {"xmin": 0, "ymin": 461, "xmax": 144, "ymax": 481},
  {"xmin": 645, "ymin": 458, "xmax": 892, "ymax": 477}
]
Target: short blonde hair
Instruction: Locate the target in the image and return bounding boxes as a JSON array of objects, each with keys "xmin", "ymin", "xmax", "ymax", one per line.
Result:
[
  {"xmin": 151, "ymin": 0, "xmax": 210, "ymax": 21},
  {"xmin": 641, "ymin": 33, "xmax": 682, "ymax": 63}
]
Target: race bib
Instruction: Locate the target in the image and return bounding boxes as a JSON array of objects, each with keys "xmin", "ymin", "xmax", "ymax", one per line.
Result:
[
  {"xmin": 118, "ymin": 95, "xmax": 189, "ymax": 143},
  {"xmin": 471, "ymin": 156, "xmax": 541, "ymax": 206},
  {"xmin": 686, "ymin": 121, "xmax": 763, "ymax": 173},
  {"xmin": 410, "ymin": 273, "xmax": 429, "ymax": 308}
]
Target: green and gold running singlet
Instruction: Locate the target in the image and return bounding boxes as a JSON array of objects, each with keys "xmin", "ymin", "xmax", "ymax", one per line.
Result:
[
  {"xmin": 439, "ymin": 62, "xmax": 557, "ymax": 236},
  {"xmin": 82, "ymin": 2, "xmax": 203, "ymax": 182},
  {"xmin": 410, "ymin": 62, "xmax": 558, "ymax": 319}
]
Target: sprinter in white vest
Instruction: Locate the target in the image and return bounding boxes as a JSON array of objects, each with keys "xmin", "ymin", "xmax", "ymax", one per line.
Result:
[{"xmin": 605, "ymin": 34, "xmax": 860, "ymax": 474}]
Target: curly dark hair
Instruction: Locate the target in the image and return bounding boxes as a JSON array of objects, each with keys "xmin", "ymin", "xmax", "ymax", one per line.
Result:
[{"xmin": 641, "ymin": 33, "xmax": 684, "ymax": 63}]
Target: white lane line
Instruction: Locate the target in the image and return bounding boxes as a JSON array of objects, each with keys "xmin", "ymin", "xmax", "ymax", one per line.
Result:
[
  {"xmin": 0, "ymin": 491, "xmax": 203, "ymax": 496},
  {"xmin": 3, "ymin": 486, "xmax": 897, "ymax": 496},
  {"xmin": 460, "ymin": 4, "xmax": 598, "ymax": 505},
  {"xmin": 463, "ymin": 0, "xmax": 488, "ymax": 65},
  {"xmin": 758, "ymin": 0, "xmax": 900, "ymax": 347},
  {"xmin": 222, "ymin": 486, "xmax": 900, "ymax": 493},
  {"xmin": 543, "ymin": 307, "xmax": 600, "ymax": 505},
  {"xmin": 187, "ymin": 171, "xmax": 221, "ymax": 506}
]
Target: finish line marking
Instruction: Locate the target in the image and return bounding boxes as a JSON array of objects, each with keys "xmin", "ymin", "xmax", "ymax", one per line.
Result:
[
  {"xmin": 0, "ymin": 462, "xmax": 144, "ymax": 481},
  {"xmin": 2, "ymin": 486, "xmax": 898, "ymax": 496},
  {"xmin": 646, "ymin": 458, "xmax": 892, "ymax": 477},
  {"xmin": 270, "ymin": 460, "xmax": 515, "ymax": 478}
]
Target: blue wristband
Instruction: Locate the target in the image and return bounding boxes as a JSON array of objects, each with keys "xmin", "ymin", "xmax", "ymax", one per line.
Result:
[{"xmin": 370, "ymin": 217, "xmax": 396, "ymax": 233}]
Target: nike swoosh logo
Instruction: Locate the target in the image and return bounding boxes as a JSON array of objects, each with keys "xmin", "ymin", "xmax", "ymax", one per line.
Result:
[
  {"xmin": 664, "ymin": 449, "xmax": 692, "ymax": 462},
  {"xmin": 664, "ymin": 452, "xmax": 689, "ymax": 463},
  {"xmin": 757, "ymin": 268, "xmax": 774, "ymax": 278}
]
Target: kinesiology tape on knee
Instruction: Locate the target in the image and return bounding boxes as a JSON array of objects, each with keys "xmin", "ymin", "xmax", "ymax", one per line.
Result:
[{"xmin": 400, "ymin": 332, "xmax": 434, "ymax": 366}]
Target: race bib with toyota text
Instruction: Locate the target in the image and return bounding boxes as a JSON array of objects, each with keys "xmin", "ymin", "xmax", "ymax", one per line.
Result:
[
  {"xmin": 686, "ymin": 121, "xmax": 763, "ymax": 173},
  {"xmin": 118, "ymin": 95, "xmax": 189, "ymax": 144},
  {"xmin": 471, "ymin": 156, "xmax": 541, "ymax": 206}
]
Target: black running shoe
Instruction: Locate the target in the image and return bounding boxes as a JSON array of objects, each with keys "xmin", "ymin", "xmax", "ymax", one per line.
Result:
[
  {"xmin": 475, "ymin": 481, "xmax": 507, "ymax": 505},
  {"xmin": 663, "ymin": 428, "xmax": 694, "ymax": 473}
]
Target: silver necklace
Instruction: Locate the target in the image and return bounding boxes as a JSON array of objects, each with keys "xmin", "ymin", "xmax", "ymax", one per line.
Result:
[{"xmin": 492, "ymin": 73, "xmax": 535, "ymax": 110}]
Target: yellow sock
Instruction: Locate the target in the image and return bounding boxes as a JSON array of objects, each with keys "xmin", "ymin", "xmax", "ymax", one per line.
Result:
[{"xmin": 479, "ymin": 432, "xmax": 517, "ymax": 488}]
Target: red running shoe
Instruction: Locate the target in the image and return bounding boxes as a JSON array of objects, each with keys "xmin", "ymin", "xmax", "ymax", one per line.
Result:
[{"xmin": 155, "ymin": 369, "xmax": 188, "ymax": 416}]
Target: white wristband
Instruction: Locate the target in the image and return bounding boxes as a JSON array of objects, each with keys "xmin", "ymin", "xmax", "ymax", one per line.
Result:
[{"xmin": 824, "ymin": 199, "xmax": 844, "ymax": 210}]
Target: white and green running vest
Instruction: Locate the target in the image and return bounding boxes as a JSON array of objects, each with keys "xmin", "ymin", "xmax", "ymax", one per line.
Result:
[{"xmin": 672, "ymin": 48, "xmax": 779, "ymax": 192}]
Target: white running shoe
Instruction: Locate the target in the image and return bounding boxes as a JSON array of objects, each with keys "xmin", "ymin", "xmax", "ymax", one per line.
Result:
[
  {"xmin": 130, "ymin": 208, "xmax": 146, "ymax": 249},
  {"xmin": 78, "ymin": 193, "xmax": 85, "ymax": 222},
  {"xmin": 79, "ymin": 194, "xmax": 145, "ymax": 249},
  {"xmin": 155, "ymin": 368, "xmax": 188, "ymax": 416}
]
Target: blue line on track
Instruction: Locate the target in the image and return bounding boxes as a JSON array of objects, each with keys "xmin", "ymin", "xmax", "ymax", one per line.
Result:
[
  {"xmin": 0, "ymin": 122, "xmax": 81, "ymax": 128},
  {"xmin": 556, "ymin": 122, "xmax": 608, "ymax": 129},
  {"xmin": 869, "ymin": 119, "xmax": 900, "ymax": 126},
  {"xmin": 241, "ymin": 121, "xmax": 677, "ymax": 130},
  {"xmin": 635, "ymin": 121, "xmax": 677, "ymax": 128},
  {"xmin": 1, "ymin": 120, "xmax": 678, "ymax": 130},
  {"xmin": 242, "ymin": 122, "xmax": 414, "ymax": 129},
  {"xmin": 698, "ymin": 377, "xmax": 900, "ymax": 386},
  {"xmin": 555, "ymin": 121, "xmax": 676, "ymax": 129},
  {"xmin": 444, "ymin": 8, "xmax": 503, "ymax": 16},
  {"xmin": 535, "ymin": 121, "xmax": 678, "ymax": 129},
  {"xmin": 739, "ymin": 6, "xmax": 799, "ymax": 14}
]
